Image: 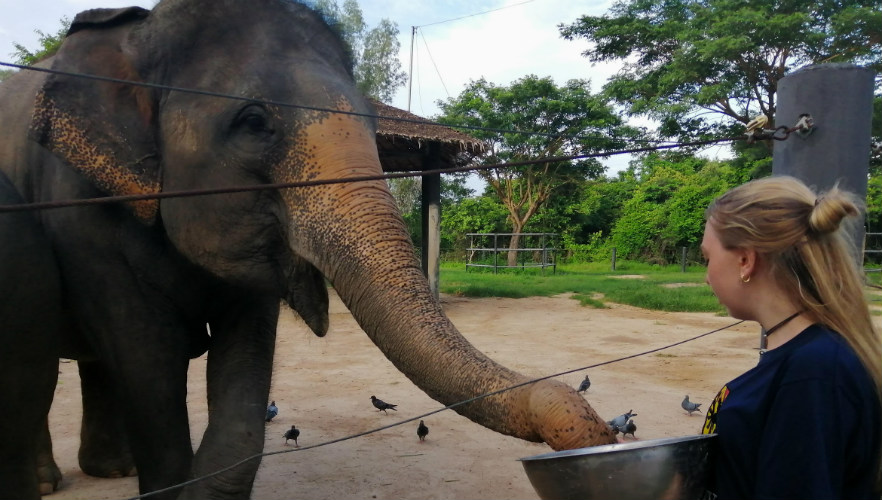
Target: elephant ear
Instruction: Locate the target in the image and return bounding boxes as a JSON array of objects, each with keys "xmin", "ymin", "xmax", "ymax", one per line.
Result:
[
  {"xmin": 285, "ymin": 257, "xmax": 330, "ymax": 337},
  {"xmin": 28, "ymin": 6, "xmax": 161, "ymax": 224}
]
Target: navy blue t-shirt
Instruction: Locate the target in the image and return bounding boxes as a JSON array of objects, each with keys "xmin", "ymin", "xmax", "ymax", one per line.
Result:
[{"xmin": 701, "ymin": 324, "xmax": 880, "ymax": 500}]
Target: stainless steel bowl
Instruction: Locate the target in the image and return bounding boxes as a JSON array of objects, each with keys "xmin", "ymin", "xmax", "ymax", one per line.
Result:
[{"xmin": 519, "ymin": 434, "xmax": 717, "ymax": 500}]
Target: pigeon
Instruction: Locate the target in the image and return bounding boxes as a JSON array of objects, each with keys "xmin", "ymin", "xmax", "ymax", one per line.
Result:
[
  {"xmin": 417, "ymin": 420, "xmax": 429, "ymax": 442},
  {"xmin": 371, "ymin": 395, "xmax": 397, "ymax": 414},
  {"xmin": 284, "ymin": 425, "xmax": 300, "ymax": 446},
  {"xmin": 607, "ymin": 409, "xmax": 637, "ymax": 430},
  {"xmin": 682, "ymin": 395, "xmax": 702, "ymax": 416},
  {"xmin": 265, "ymin": 401, "xmax": 278, "ymax": 422},
  {"xmin": 619, "ymin": 419, "xmax": 637, "ymax": 439},
  {"xmin": 577, "ymin": 375, "xmax": 591, "ymax": 393}
]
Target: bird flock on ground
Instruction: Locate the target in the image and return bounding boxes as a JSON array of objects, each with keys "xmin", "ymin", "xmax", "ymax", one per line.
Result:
[
  {"xmin": 262, "ymin": 394, "xmax": 431, "ymax": 447},
  {"xmin": 260, "ymin": 374, "xmax": 703, "ymax": 447},
  {"xmin": 577, "ymin": 374, "xmax": 705, "ymax": 440}
]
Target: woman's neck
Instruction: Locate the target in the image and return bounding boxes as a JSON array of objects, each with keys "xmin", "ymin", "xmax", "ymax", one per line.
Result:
[{"xmin": 763, "ymin": 315, "xmax": 813, "ymax": 351}]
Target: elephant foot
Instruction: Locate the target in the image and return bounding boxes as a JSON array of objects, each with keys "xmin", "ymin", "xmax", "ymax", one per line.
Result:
[
  {"xmin": 37, "ymin": 460, "xmax": 63, "ymax": 495},
  {"xmin": 79, "ymin": 446, "xmax": 137, "ymax": 478}
]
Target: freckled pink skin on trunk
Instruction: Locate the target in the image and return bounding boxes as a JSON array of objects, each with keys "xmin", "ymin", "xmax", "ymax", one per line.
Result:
[{"xmin": 272, "ymin": 103, "xmax": 616, "ymax": 451}]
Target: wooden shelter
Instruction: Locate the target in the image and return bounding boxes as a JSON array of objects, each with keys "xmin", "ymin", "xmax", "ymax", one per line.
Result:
[{"xmin": 371, "ymin": 100, "xmax": 487, "ymax": 297}]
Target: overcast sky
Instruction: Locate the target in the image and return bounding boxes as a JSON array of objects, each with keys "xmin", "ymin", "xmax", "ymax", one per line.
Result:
[{"xmin": 0, "ymin": 0, "xmax": 643, "ymax": 179}]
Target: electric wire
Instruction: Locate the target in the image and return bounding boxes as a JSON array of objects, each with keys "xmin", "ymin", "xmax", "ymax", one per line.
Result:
[
  {"xmin": 418, "ymin": 28, "xmax": 449, "ymax": 99},
  {"xmin": 0, "ymin": 57, "xmax": 748, "ymax": 499},
  {"xmin": 0, "ymin": 61, "xmax": 680, "ymax": 146},
  {"xmin": 121, "ymin": 318, "xmax": 745, "ymax": 500},
  {"xmin": 0, "ymin": 135, "xmax": 739, "ymax": 213},
  {"xmin": 415, "ymin": 0, "xmax": 536, "ymax": 28}
]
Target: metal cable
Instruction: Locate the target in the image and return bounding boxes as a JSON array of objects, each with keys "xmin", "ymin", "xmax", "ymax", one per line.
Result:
[
  {"xmin": 0, "ymin": 136, "xmax": 739, "ymax": 213},
  {"xmin": 121, "ymin": 318, "xmax": 745, "ymax": 500}
]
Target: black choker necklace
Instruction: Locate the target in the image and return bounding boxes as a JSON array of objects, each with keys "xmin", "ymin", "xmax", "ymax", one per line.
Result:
[{"xmin": 763, "ymin": 310, "xmax": 804, "ymax": 337}]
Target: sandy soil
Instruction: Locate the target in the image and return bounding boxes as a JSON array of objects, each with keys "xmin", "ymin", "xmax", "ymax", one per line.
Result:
[{"xmin": 46, "ymin": 289, "xmax": 789, "ymax": 499}]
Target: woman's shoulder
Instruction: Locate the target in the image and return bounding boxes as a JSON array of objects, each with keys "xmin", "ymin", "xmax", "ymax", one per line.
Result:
[{"xmin": 780, "ymin": 324, "xmax": 869, "ymax": 384}]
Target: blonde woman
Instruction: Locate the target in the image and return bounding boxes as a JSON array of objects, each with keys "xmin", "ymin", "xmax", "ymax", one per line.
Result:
[{"xmin": 699, "ymin": 176, "xmax": 882, "ymax": 499}]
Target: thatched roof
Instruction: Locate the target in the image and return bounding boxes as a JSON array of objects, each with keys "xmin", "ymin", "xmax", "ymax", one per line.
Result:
[{"xmin": 371, "ymin": 100, "xmax": 487, "ymax": 173}]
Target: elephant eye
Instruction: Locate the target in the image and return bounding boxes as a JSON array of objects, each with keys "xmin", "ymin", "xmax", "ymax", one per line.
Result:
[{"xmin": 232, "ymin": 105, "xmax": 275, "ymax": 137}]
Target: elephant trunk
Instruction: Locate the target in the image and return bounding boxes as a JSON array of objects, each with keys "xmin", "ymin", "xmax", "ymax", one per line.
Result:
[{"xmin": 274, "ymin": 106, "xmax": 615, "ymax": 451}]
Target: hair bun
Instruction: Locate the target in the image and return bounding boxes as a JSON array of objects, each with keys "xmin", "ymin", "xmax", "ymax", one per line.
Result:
[{"xmin": 808, "ymin": 189, "xmax": 859, "ymax": 235}]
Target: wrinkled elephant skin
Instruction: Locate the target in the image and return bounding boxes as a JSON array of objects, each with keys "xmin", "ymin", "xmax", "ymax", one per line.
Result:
[{"xmin": 0, "ymin": 1, "xmax": 614, "ymax": 499}]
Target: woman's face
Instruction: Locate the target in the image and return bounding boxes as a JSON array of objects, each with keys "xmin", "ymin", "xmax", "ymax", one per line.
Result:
[{"xmin": 701, "ymin": 220, "xmax": 749, "ymax": 319}]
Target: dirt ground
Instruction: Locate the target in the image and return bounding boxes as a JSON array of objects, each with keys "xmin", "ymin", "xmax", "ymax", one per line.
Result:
[{"xmin": 46, "ymin": 288, "xmax": 809, "ymax": 499}]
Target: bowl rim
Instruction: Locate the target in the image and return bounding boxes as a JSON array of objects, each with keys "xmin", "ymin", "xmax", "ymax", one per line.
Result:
[{"xmin": 518, "ymin": 433, "xmax": 717, "ymax": 462}]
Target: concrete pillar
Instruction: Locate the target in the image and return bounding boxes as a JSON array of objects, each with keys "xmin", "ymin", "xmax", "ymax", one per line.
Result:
[
  {"xmin": 773, "ymin": 63, "xmax": 875, "ymax": 263},
  {"xmin": 765, "ymin": 63, "xmax": 875, "ymax": 351}
]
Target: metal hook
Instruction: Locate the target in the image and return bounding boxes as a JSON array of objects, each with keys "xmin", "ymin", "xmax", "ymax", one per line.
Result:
[{"xmin": 793, "ymin": 113, "xmax": 814, "ymax": 138}]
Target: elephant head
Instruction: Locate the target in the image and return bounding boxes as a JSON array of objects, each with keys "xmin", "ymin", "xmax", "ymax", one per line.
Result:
[{"xmin": 29, "ymin": 0, "xmax": 614, "ymax": 451}]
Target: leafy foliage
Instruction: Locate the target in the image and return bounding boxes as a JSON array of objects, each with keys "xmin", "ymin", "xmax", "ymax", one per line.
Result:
[
  {"xmin": 608, "ymin": 153, "xmax": 744, "ymax": 262},
  {"xmin": 560, "ymin": 0, "xmax": 882, "ymax": 142},
  {"xmin": 10, "ymin": 17, "xmax": 71, "ymax": 66},
  {"xmin": 313, "ymin": 0, "xmax": 407, "ymax": 102},
  {"xmin": 436, "ymin": 75, "xmax": 641, "ymax": 264}
]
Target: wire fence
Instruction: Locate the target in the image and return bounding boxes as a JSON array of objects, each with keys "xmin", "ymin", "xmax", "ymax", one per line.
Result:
[{"xmin": 0, "ymin": 60, "xmax": 814, "ymax": 499}]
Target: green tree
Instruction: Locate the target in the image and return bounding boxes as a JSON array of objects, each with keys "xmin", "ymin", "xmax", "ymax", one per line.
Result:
[
  {"xmin": 560, "ymin": 0, "xmax": 882, "ymax": 142},
  {"xmin": 609, "ymin": 153, "xmax": 746, "ymax": 262},
  {"xmin": 440, "ymin": 195, "xmax": 508, "ymax": 260},
  {"xmin": 10, "ymin": 17, "xmax": 71, "ymax": 66},
  {"xmin": 437, "ymin": 75, "xmax": 638, "ymax": 266},
  {"xmin": 314, "ymin": 0, "xmax": 407, "ymax": 102}
]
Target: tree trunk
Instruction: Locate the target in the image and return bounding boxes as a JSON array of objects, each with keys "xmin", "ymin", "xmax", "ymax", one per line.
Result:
[{"xmin": 507, "ymin": 227, "xmax": 523, "ymax": 267}]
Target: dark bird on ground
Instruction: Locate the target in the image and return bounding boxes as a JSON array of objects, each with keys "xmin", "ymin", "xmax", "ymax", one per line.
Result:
[
  {"xmin": 607, "ymin": 409, "xmax": 637, "ymax": 430},
  {"xmin": 284, "ymin": 425, "xmax": 300, "ymax": 446},
  {"xmin": 682, "ymin": 395, "xmax": 702, "ymax": 415},
  {"xmin": 577, "ymin": 375, "xmax": 591, "ymax": 393},
  {"xmin": 417, "ymin": 420, "xmax": 429, "ymax": 442},
  {"xmin": 371, "ymin": 395, "xmax": 397, "ymax": 414},
  {"xmin": 265, "ymin": 401, "xmax": 278, "ymax": 422},
  {"xmin": 619, "ymin": 419, "xmax": 637, "ymax": 439}
]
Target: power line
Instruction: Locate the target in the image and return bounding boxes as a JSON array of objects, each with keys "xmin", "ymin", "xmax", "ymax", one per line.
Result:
[
  {"xmin": 0, "ymin": 61, "xmax": 682, "ymax": 146},
  {"xmin": 406, "ymin": 0, "xmax": 538, "ymax": 112},
  {"xmin": 418, "ymin": 29, "xmax": 450, "ymax": 100},
  {"xmin": 415, "ymin": 0, "xmax": 536, "ymax": 29},
  {"xmin": 0, "ymin": 136, "xmax": 740, "ymax": 214}
]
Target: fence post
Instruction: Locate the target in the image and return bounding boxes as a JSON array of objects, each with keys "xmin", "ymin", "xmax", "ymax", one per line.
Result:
[
  {"xmin": 681, "ymin": 247, "xmax": 687, "ymax": 273},
  {"xmin": 611, "ymin": 247, "xmax": 617, "ymax": 271},
  {"xmin": 493, "ymin": 234, "xmax": 498, "ymax": 275}
]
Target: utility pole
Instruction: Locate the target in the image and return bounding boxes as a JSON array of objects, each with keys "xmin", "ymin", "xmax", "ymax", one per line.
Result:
[{"xmin": 407, "ymin": 26, "xmax": 416, "ymax": 112}]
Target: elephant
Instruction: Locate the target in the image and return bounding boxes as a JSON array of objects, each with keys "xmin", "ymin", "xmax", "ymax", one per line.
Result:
[{"xmin": 0, "ymin": 0, "xmax": 615, "ymax": 498}]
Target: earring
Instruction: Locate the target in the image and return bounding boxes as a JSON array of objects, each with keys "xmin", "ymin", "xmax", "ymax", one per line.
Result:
[{"xmin": 740, "ymin": 274, "xmax": 751, "ymax": 283}]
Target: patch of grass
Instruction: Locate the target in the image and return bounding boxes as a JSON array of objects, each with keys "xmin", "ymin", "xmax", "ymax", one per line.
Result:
[
  {"xmin": 440, "ymin": 261, "xmax": 724, "ymax": 313},
  {"xmin": 571, "ymin": 293, "xmax": 608, "ymax": 309},
  {"xmin": 440, "ymin": 261, "xmax": 882, "ymax": 314}
]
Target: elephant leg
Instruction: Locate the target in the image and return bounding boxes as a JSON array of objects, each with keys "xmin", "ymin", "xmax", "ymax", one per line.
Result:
[
  {"xmin": 179, "ymin": 298, "xmax": 278, "ymax": 500},
  {"xmin": 108, "ymin": 345, "xmax": 192, "ymax": 500},
  {"xmin": 80, "ymin": 315, "xmax": 193, "ymax": 500},
  {"xmin": 77, "ymin": 360, "xmax": 137, "ymax": 478},
  {"xmin": 36, "ymin": 417, "xmax": 63, "ymax": 495},
  {"xmin": 0, "ymin": 356, "xmax": 58, "ymax": 500}
]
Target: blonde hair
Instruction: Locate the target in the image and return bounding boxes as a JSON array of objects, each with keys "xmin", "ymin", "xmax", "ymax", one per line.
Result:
[{"xmin": 706, "ymin": 175, "xmax": 882, "ymax": 486}]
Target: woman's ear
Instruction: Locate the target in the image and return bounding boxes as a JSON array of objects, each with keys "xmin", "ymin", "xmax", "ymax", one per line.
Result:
[{"xmin": 737, "ymin": 248, "xmax": 758, "ymax": 281}]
